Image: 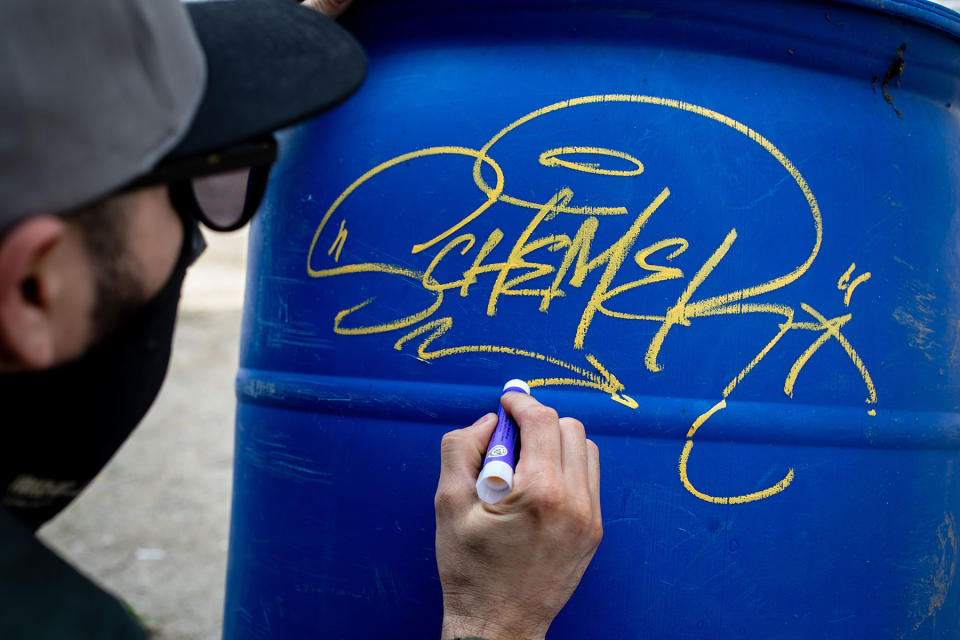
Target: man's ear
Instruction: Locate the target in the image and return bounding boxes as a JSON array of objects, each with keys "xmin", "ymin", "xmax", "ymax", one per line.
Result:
[{"xmin": 0, "ymin": 216, "xmax": 66, "ymax": 370}]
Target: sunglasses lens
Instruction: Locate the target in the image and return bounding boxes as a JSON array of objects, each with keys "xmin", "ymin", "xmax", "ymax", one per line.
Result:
[{"xmin": 191, "ymin": 168, "xmax": 251, "ymax": 230}]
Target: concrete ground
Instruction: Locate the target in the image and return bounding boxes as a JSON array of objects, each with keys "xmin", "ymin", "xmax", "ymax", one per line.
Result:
[{"xmin": 39, "ymin": 230, "xmax": 249, "ymax": 640}]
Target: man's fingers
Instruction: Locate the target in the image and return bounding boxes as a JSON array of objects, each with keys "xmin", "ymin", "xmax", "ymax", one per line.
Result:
[
  {"xmin": 502, "ymin": 392, "xmax": 563, "ymax": 483},
  {"xmin": 436, "ymin": 413, "xmax": 497, "ymax": 514},
  {"xmin": 586, "ymin": 438, "xmax": 602, "ymax": 526},
  {"xmin": 558, "ymin": 417, "xmax": 589, "ymax": 481},
  {"xmin": 300, "ymin": 0, "xmax": 354, "ymax": 19}
]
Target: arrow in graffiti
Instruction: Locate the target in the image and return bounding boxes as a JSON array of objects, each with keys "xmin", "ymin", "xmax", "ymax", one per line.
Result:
[{"xmin": 393, "ymin": 317, "xmax": 638, "ymax": 409}]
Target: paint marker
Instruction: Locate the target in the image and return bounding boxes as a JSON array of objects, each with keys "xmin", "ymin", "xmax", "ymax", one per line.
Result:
[{"xmin": 476, "ymin": 379, "xmax": 530, "ymax": 504}]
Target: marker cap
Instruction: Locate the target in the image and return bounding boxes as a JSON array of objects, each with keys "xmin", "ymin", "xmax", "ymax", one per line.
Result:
[
  {"xmin": 502, "ymin": 379, "xmax": 531, "ymax": 394},
  {"xmin": 476, "ymin": 460, "xmax": 514, "ymax": 504}
]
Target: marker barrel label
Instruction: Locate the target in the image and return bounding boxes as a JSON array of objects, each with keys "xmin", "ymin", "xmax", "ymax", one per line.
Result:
[
  {"xmin": 476, "ymin": 379, "xmax": 530, "ymax": 503},
  {"xmin": 485, "ymin": 402, "xmax": 521, "ymax": 468}
]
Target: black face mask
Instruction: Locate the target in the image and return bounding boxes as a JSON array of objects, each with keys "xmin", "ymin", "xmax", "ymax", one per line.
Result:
[{"xmin": 0, "ymin": 220, "xmax": 204, "ymax": 531}]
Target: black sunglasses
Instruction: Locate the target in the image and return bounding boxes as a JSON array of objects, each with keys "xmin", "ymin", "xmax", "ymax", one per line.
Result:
[{"xmin": 121, "ymin": 137, "xmax": 278, "ymax": 232}]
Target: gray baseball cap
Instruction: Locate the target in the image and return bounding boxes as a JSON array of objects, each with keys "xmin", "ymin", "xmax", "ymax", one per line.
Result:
[{"xmin": 0, "ymin": 0, "xmax": 366, "ymax": 233}]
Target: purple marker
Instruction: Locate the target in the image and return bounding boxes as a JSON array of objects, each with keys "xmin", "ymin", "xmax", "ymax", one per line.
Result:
[{"xmin": 476, "ymin": 379, "xmax": 531, "ymax": 504}]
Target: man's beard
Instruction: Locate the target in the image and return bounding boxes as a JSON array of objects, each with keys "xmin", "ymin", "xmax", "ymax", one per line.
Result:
[
  {"xmin": 70, "ymin": 200, "xmax": 147, "ymax": 346},
  {"xmin": 89, "ymin": 244, "xmax": 145, "ymax": 345}
]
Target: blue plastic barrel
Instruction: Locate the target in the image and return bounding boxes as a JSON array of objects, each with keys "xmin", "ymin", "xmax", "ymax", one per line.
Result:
[{"xmin": 223, "ymin": 1, "xmax": 960, "ymax": 637}]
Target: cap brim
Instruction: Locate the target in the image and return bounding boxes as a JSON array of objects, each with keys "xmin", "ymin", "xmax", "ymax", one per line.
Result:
[{"xmin": 169, "ymin": 0, "xmax": 367, "ymax": 159}]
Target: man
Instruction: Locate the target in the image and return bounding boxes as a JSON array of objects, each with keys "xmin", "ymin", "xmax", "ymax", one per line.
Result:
[{"xmin": 0, "ymin": 1, "xmax": 602, "ymax": 638}]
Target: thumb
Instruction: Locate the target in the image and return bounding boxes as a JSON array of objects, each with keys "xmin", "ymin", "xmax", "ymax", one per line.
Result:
[{"xmin": 438, "ymin": 413, "xmax": 498, "ymax": 487}]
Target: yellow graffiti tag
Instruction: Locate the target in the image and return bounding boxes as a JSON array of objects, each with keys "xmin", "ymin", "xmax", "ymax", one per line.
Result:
[{"xmin": 303, "ymin": 94, "xmax": 876, "ymax": 506}]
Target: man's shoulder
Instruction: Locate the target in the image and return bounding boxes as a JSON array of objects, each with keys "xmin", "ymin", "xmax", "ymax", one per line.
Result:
[{"xmin": 0, "ymin": 507, "xmax": 147, "ymax": 640}]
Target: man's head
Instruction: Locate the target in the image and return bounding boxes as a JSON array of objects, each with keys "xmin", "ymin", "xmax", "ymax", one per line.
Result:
[
  {"xmin": 0, "ymin": 0, "xmax": 366, "ymax": 372},
  {"xmin": 0, "ymin": 187, "xmax": 182, "ymax": 371}
]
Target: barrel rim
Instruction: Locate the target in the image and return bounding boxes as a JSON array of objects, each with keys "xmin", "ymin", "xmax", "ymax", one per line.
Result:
[{"xmin": 839, "ymin": 0, "xmax": 960, "ymax": 40}]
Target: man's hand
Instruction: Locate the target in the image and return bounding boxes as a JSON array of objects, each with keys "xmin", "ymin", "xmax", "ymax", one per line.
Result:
[
  {"xmin": 300, "ymin": 0, "xmax": 353, "ymax": 19},
  {"xmin": 435, "ymin": 393, "xmax": 603, "ymax": 640}
]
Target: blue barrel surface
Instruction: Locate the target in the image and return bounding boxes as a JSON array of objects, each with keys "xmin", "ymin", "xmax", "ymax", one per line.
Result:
[{"xmin": 224, "ymin": 1, "xmax": 960, "ymax": 637}]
